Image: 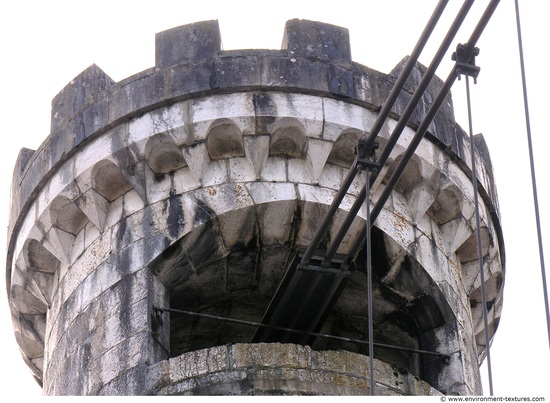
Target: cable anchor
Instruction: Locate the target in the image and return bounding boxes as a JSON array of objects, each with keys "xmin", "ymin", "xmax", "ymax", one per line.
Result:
[
  {"xmin": 355, "ymin": 139, "xmax": 380, "ymax": 173},
  {"xmin": 452, "ymin": 43, "xmax": 480, "ymax": 83}
]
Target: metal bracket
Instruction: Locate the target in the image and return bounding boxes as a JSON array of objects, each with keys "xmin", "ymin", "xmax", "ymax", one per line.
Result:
[
  {"xmin": 452, "ymin": 43, "xmax": 480, "ymax": 83},
  {"xmin": 355, "ymin": 139, "xmax": 380, "ymax": 172}
]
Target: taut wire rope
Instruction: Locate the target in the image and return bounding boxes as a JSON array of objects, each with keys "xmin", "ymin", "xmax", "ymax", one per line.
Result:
[
  {"xmin": 365, "ymin": 165, "xmax": 375, "ymax": 395},
  {"xmin": 514, "ymin": 0, "xmax": 550, "ymax": 350},
  {"xmin": 465, "ymin": 75, "xmax": 494, "ymax": 395}
]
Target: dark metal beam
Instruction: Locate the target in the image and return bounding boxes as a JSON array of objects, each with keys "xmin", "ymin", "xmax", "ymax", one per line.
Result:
[
  {"xmin": 345, "ymin": 0, "xmax": 502, "ymax": 265},
  {"xmin": 300, "ymin": 0, "xmax": 450, "ymax": 266},
  {"xmin": 322, "ymin": 0, "xmax": 475, "ymax": 266}
]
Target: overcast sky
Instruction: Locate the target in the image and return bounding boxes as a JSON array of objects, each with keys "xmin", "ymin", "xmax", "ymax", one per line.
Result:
[{"xmin": 0, "ymin": 0, "xmax": 548, "ymax": 397}]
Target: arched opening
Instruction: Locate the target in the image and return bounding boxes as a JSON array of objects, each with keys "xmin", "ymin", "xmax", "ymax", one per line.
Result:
[{"xmin": 147, "ymin": 200, "xmax": 456, "ymax": 391}]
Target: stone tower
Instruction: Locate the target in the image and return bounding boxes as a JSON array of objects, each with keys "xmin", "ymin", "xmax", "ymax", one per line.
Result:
[{"xmin": 6, "ymin": 20, "xmax": 504, "ymax": 396}]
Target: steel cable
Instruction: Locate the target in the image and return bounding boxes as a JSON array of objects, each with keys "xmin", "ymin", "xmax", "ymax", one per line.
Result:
[{"xmin": 514, "ymin": 0, "xmax": 550, "ymax": 350}]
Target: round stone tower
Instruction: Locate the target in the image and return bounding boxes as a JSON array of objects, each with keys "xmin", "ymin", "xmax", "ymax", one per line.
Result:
[{"xmin": 6, "ymin": 19, "xmax": 504, "ymax": 396}]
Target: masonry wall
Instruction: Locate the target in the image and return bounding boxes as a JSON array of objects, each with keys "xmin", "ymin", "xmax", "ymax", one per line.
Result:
[{"xmin": 6, "ymin": 19, "xmax": 504, "ymax": 396}]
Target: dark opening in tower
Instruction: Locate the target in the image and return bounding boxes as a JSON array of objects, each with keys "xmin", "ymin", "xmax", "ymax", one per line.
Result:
[{"xmin": 150, "ymin": 215, "xmax": 455, "ymax": 388}]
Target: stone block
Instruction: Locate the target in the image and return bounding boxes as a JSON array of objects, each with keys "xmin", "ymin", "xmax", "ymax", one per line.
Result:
[
  {"xmin": 243, "ymin": 135, "xmax": 269, "ymax": 178},
  {"xmin": 306, "ymin": 138, "xmax": 333, "ymax": 181},
  {"xmin": 218, "ymin": 205, "xmax": 257, "ymax": 250},
  {"xmin": 201, "ymin": 160, "xmax": 228, "ymax": 187},
  {"xmin": 166, "ymin": 61, "xmax": 213, "ymax": 99},
  {"xmin": 84, "ymin": 220, "xmax": 101, "ymax": 249},
  {"xmin": 6, "ymin": 18, "xmax": 504, "ymax": 396},
  {"xmin": 169, "ymin": 345, "xmax": 227, "ymax": 382},
  {"xmin": 288, "ymin": 158, "xmax": 315, "ymax": 184},
  {"xmin": 259, "ymin": 157, "xmax": 287, "ymax": 182},
  {"xmin": 228, "ymin": 158, "xmax": 255, "ymax": 183},
  {"xmin": 155, "ymin": 20, "xmax": 221, "ymax": 69},
  {"xmin": 441, "ymin": 216, "xmax": 473, "ymax": 255},
  {"xmin": 17, "ymin": 148, "xmax": 47, "ymax": 218},
  {"xmin": 100, "ymin": 195, "xmax": 121, "ymax": 230},
  {"xmin": 109, "ymin": 72, "xmax": 167, "ymax": 123},
  {"xmin": 262, "ymin": 56, "xmax": 331, "ymax": 94},
  {"xmin": 180, "ymin": 142, "xmax": 208, "ymax": 183},
  {"xmin": 145, "ymin": 165, "xmax": 172, "ymax": 205},
  {"xmin": 74, "ymin": 135, "xmax": 114, "ymax": 176},
  {"xmin": 51, "ymin": 64, "xmax": 115, "ymax": 134},
  {"xmin": 231, "ymin": 343, "xmax": 311, "ymax": 370},
  {"xmin": 12, "ymin": 147, "xmax": 36, "ymax": 183},
  {"xmin": 75, "ymin": 98, "xmax": 110, "ymax": 147},
  {"xmin": 212, "ymin": 54, "xmax": 263, "ymax": 89},
  {"xmin": 169, "ymin": 168, "xmax": 199, "ymax": 196},
  {"xmin": 119, "ymin": 189, "xmax": 142, "ymax": 218},
  {"xmin": 323, "ymin": 98, "xmax": 376, "ymax": 136},
  {"xmin": 407, "ymin": 183, "xmax": 438, "ymax": 223},
  {"xmin": 120, "ymin": 161, "xmax": 148, "ymax": 203},
  {"xmin": 316, "ymin": 164, "xmax": 344, "ymax": 192},
  {"xmin": 297, "ymin": 184, "xmax": 335, "ymax": 207},
  {"xmin": 196, "ymin": 183, "xmax": 254, "ymax": 217},
  {"xmin": 353, "ymin": 68, "xmax": 391, "ymax": 110},
  {"xmin": 128, "ymin": 111, "xmax": 155, "ymax": 145},
  {"xmin": 376, "ymin": 208, "xmax": 416, "ymax": 250},
  {"xmin": 246, "ymin": 182, "xmax": 297, "ymax": 205},
  {"xmin": 257, "ymin": 199, "xmax": 301, "ymax": 244},
  {"xmin": 75, "ymin": 188, "xmax": 110, "ymax": 231},
  {"xmin": 282, "ymin": 19, "xmax": 351, "ymax": 64},
  {"xmin": 90, "ymin": 331, "xmax": 152, "ymax": 388},
  {"xmin": 194, "ymin": 94, "xmax": 255, "ymax": 133}
]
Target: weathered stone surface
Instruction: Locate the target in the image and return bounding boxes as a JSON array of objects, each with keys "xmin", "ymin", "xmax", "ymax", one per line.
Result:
[
  {"xmin": 283, "ymin": 19, "xmax": 352, "ymax": 64},
  {"xmin": 6, "ymin": 19, "xmax": 504, "ymax": 397},
  {"xmin": 155, "ymin": 20, "xmax": 221, "ymax": 69},
  {"xmin": 50, "ymin": 64, "xmax": 115, "ymax": 135},
  {"xmin": 157, "ymin": 343, "xmax": 442, "ymax": 396}
]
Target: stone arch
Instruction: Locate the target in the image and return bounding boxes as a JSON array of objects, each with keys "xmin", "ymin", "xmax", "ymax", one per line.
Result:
[
  {"xmin": 12, "ymin": 305, "xmax": 46, "ymax": 382},
  {"xmin": 382, "ymin": 154, "xmax": 422, "ymax": 195},
  {"xmin": 146, "ymin": 194, "xmax": 457, "ymax": 391},
  {"xmin": 91, "ymin": 159, "xmax": 133, "ymax": 202},
  {"xmin": 50, "ymin": 195, "xmax": 88, "ymax": 236},
  {"xmin": 269, "ymin": 118, "xmax": 307, "ymax": 159},
  {"xmin": 456, "ymin": 227, "xmax": 492, "ymax": 264},
  {"xmin": 427, "ymin": 185, "xmax": 464, "ymax": 225},
  {"xmin": 23, "ymin": 239, "xmax": 60, "ymax": 306},
  {"xmin": 9, "ymin": 258, "xmax": 49, "ymax": 381},
  {"xmin": 327, "ymin": 129, "xmax": 364, "ymax": 168},
  {"xmin": 206, "ymin": 119, "xmax": 245, "ymax": 160},
  {"xmin": 469, "ymin": 272, "xmax": 503, "ymax": 354},
  {"xmin": 24, "ymin": 238, "xmax": 60, "ymax": 274},
  {"xmin": 42, "ymin": 195, "xmax": 89, "ymax": 264},
  {"xmin": 10, "ymin": 269, "xmax": 49, "ymax": 315},
  {"xmin": 145, "ymin": 132, "xmax": 187, "ymax": 174}
]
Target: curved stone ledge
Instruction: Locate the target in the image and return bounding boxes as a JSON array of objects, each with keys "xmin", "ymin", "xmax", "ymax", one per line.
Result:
[{"xmin": 154, "ymin": 343, "xmax": 442, "ymax": 396}]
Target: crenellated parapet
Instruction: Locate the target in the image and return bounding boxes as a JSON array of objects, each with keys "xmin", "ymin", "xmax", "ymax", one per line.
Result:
[{"xmin": 6, "ymin": 19, "xmax": 504, "ymax": 396}]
